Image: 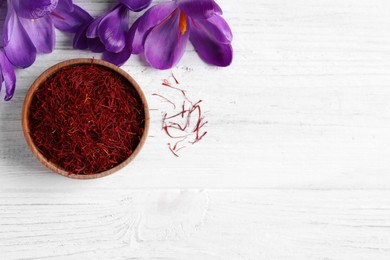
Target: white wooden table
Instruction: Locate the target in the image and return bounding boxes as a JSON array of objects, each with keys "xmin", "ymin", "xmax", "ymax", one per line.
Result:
[{"xmin": 1, "ymin": 0, "xmax": 390, "ymax": 259}]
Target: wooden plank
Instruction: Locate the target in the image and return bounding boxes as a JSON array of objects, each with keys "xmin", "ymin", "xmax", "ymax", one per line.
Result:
[{"xmin": 1, "ymin": 190, "xmax": 390, "ymax": 259}]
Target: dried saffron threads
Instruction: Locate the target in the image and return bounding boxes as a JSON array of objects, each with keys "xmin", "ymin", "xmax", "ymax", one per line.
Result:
[
  {"xmin": 28, "ymin": 64, "xmax": 145, "ymax": 175},
  {"xmin": 153, "ymin": 74, "xmax": 208, "ymax": 157}
]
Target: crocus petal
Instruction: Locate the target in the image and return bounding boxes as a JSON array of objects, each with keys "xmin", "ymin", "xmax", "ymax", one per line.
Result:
[
  {"xmin": 59, "ymin": 0, "xmax": 73, "ymax": 12},
  {"xmin": 86, "ymin": 15, "xmax": 104, "ymax": 38},
  {"xmin": 13, "ymin": 0, "xmax": 58, "ymax": 19},
  {"xmin": 0, "ymin": 0, "xmax": 4, "ymax": 8},
  {"xmin": 189, "ymin": 22, "xmax": 232, "ymax": 67},
  {"xmin": 3, "ymin": 2, "xmax": 36, "ymax": 68},
  {"xmin": 212, "ymin": 1, "xmax": 222, "ymax": 15},
  {"xmin": 52, "ymin": 3, "xmax": 92, "ymax": 33},
  {"xmin": 119, "ymin": 0, "xmax": 152, "ymax": 12},
  {"xmin": 73, "ymin": 23, "xmax": 89, "ymax": 49},
  {"xmin": 88, "ymin": 38, "xmax": 106, "ymax": 53},
  {"xmin": 103, "ymin": 48, "xmax": 131, "ymax": 66},
  {"xmin": 0, "ymin": 75, "xmax": 3, "ymax": 93},
  {"xmin": 98, "ymin": 5, "xmax": 128, "ymax": 53},
  {"xmin": 126, "ymin": 19, "xmax": 141, "ymax": 53},
  {"xmin": 19, "ymin": 16, "xmax": 55, "ymax": 53},
  {"xmin": 144, "ymin": 10, "xmax": 189, "ymax": 69},
  {"xmin": 127, "ymin": 2, "xmax": 177, "ymax": 54},
  {"xmin": 194, "ymin": 15, "xmax": 232, "ymax": 44},
  {"xmin": 85, "ymin": 6, "xmax": 119, "ymax": 38},
  {"xmin": 0, "ymin": 50, "xmax": 16, "ymax": 101},
  {"xmin": 176, "ymin": 0, "xmax": 215, "ymax": 19}
]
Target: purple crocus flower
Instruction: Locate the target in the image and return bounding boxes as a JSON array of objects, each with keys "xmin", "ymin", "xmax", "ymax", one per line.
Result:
[
  {"xmin": 127, "ymin": 0, "xmax": 233, "ymax": 70},
  {"xmin": 0, "ymin": 0, "xmax": 91, "ymax": 100},
  {"xmin": 3, "ymin": 0, "xmax": 91, "ymax": 68},
  {"xmin": 74, "ymin": 0, "xmax": 152, "ymax": 66}
]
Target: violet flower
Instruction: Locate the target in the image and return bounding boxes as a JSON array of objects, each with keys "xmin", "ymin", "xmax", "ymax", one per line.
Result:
[
  {"xmin": 3, "ymin": 0, "xmax": 91, "ymax": 69},
  {"xmin": 73, "ymin": 0, "xmax": 152, "ymax": 66},
  {"xmin": 127, "ymin": 0, "xmax": 233, "ymax": 70},
  {"xmin": 0, "ymin": 0, "xmax": 91, "ymax": 100}
]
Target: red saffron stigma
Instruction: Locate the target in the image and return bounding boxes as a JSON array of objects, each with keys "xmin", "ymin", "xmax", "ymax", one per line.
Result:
[
  {"xmin": 172, "ymin": 73, "xmax": 179, "ymax": 84},
  {"xmin": 28, "ymin": 64, "xmax": 145, "ymax": 175},
  {"xmin": 50, "ymin": 11, "xmax": 65, "ymax": 20},
  {"xmin": 152, "ymin": 93, "xmax": 176, "ymax": 109},
  {"xmin": 153, "ymin": 74, "xmax": 208, "ymax": 157},
  {"xmin": 168, "ymin": 143, "xmax": 179, "ymax": 157}
]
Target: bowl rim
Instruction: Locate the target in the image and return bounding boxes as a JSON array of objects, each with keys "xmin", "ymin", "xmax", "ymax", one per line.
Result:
[{"xmin": 21, "ymin": 58, "xmax": 150, "ymax": 179}]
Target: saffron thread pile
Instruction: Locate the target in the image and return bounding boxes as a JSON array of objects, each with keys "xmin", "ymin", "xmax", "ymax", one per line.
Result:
[
  {"xmin": 29, "ymin": 64, "xmax": 145, "ymax": 175},
  {"xmin": 153, "ymin": 74, "xmax": 208, "ymax": 157}
]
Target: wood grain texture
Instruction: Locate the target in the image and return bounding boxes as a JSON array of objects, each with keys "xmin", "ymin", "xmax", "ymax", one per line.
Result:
[
  {"xmin": 1, "ymin": 190, "xmax": 390, "ymax": 259},
  {"xmin": 1, "ymin": 0, "xmax": 390, "ymax": 259}
]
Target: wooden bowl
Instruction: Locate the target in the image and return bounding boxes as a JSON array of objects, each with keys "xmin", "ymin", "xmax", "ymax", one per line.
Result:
[{"xmin": 22, "ymin": 58, "xmax": 149, "ymax": 179}]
